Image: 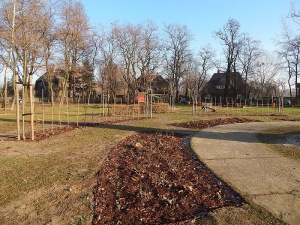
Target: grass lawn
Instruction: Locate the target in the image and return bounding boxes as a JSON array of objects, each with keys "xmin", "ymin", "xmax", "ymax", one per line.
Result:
[{"xmin": 0, "ymin": 103, "xmax": 298, "ymax": 224}]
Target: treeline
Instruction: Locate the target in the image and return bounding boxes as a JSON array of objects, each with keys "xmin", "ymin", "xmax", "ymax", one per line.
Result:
[{"xmin": 0, "ymin": 0, "xmax": 298, "ymax": 107}]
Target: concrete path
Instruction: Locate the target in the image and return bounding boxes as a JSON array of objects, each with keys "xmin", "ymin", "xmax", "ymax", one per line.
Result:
[{"xmin": 190, "ymin": 121, "xmax": 300, "ymax": 225}]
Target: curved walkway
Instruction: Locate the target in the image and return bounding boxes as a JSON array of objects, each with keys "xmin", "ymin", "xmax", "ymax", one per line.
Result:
[{"xmin": 190, "ymin": 121, "xmax": 300, "ymax": 225}]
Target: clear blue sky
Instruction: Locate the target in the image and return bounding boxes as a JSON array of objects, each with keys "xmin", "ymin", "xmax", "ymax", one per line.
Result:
[{"xmin": 81, "ymin": 0, "xmax": 300, "ymax": 55}]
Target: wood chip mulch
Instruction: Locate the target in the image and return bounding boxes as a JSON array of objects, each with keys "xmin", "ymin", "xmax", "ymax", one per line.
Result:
[
  {"xmin": 93, "ymin": 131, "xmax": 244, "ymax": 225},
  {"xmin": 171, "ymin": 117, "xmax": 260, "ymax": 129}
]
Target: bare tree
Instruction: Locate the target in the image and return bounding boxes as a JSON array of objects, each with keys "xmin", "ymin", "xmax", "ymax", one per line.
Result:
[
  {"xmin": 215, "ymin": 18, "xmax": 244, "ymax": 105},
  {"xmin": 97, "ymin": 25, "xmax": 123, "ymax": 104},
  {"xmin": 291, "ymin": 2, "xmax": 300, "ymax": 24},
  {"xmin": 164, "ymin": 23, "xmax": 192, "ymax": 105},
  {"xmin": 57, "ymin": 0, "xmax": 91, "ymax": 104},
  {"xmin": 112, "ymin": 22, "xmax": 140, "ymax": 103},
  {"xmin": 0, "ymin": 0, "xmax": 50, "ymax": 140},
  {"xmin": 198, "ymin": 44, "xmax": 215, "ymax": 96},
  {"xmin": 183, "ymin": 44, "xmax": 215, "ymax": 114},
  {"xmin": 278, "ymin": 43, "xmax": 299, "ymax": 98},
  {"xmin": 137, "ymin": 20, "xmax": 162, "ymax": 88},
  {"xmin": 278, "ymin": 16, "xmax": 300, "ymax": 100},
  {"xmin": 79, "ymin": 58, "xmax": 94, "ymax": 104},
  {"xmin": 0, "ymin": 1, "xmax": 12, "ymax": 111},
  {"xmin": 39, "ymin": 0, "xmax": 58, "ymax": 105},
  {"xmin": 239, "ymin": 35, "xmax": 261, "ymax": 103},
  {"xmin": 184, "ymin": 56, "xmax": 200, "ymax": 114},
  {"xmin": 0, "ymin": 0, "xmax": 44, "ymax": 98},
  {"xmin": 84, "ymin": 29, "xmax": 101, "ymax": 104},
  {"xmin": 252, "ymin": 52, "xmax": 281, "ymax": 98}
]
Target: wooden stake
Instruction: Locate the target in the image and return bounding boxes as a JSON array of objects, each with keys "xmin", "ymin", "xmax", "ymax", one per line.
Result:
[
  {"xmin": 29, "ymin": 74, "xmax": 34, "ymax": 141},
  {"xmin": 15, "ymin": 74, "xmax": 20, "ymax": 140}
]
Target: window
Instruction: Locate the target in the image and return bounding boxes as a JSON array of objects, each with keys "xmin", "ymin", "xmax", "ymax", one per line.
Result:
[{"xmin": 216, "ymin": 85, "xmax": 225, "ymax": 90}]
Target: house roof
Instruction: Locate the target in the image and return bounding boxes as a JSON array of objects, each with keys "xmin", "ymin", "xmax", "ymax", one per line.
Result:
[
  {"xmin": 208, "ymin": 73, "xmax": 227, "ymax": 86},
  {"xmin": 149, "ymin": 74, "xmax": 168, "ymax": 88},
  {"xmin": 137, "ymin": 74, "xmax": 169, "ymax": 92},
  {"xmin": 207, "ymin": 72, "xmax": 244, "ymax": 86},
  {"xmin": 38, "ymin": 69, "xmax": 66, "ymax": 81},
  {"xmin": 203, "ymin": 72, "xmax": 246, "ymax": 95}
]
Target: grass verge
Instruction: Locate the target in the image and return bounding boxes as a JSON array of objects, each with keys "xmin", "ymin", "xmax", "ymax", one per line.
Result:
[{"xmin": 257, "ymin": 126, "xmax": 300, "ymax": 162}]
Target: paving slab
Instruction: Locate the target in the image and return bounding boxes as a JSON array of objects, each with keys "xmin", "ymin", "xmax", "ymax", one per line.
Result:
[{"xmin": 191, "ymin": 121, "xmax": 300, "ymax": 225}]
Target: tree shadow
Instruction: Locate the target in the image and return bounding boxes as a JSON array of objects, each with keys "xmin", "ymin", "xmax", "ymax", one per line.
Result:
[
  {"xmin": 0, "ymin": 117, "xmax": 279, "ymax": 145},
  {"xmin": 90, "ymin": 122, "xmax": 262, "ymax": 144}
]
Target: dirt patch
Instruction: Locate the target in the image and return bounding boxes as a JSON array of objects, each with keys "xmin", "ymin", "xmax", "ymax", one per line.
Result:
[{"xmin": 93, "ymin": 132, "xmax": 244, "ymax": 225}]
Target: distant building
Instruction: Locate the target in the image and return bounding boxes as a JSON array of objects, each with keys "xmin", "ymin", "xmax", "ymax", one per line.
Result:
[
  {"xmin": 35, "ymin": 69, "xmax": 64, "ymax": 101},
  {"xmin": 35, "ymin": 67, "xmax": 98, "ymax": 103},
  {"xmin": 202, "ymin": 72, "xmax": 247, "ymax": 103},
  {"xmin": 137, "ymin": 73, "xmax": 169, "ymax": 94}
]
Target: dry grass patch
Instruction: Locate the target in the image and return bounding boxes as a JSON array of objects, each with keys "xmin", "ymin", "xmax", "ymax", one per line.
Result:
[{"xmin": 0, "ymin": 126, "xmax": 133, "ymax": 224}]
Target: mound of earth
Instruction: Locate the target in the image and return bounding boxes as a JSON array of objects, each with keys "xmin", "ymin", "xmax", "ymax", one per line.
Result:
[
  {"xmin": 0, "ymin": 126, "xmax": 81, "ymax": 141},
  {"xmin": 93, "ymin": 131, "xmax": 244, "ymax": 225},
  {"xmin": 171, "ymin": 117, "xmax": 259, "ymax": 129},
  {"xmin": 1, "ymin": 118, "xmax": 143, "ymax": 141}
]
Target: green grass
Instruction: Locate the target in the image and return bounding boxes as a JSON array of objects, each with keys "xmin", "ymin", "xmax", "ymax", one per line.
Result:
[{"xmin": 2, "ymin": 102, "xmax": 299, "ymax": 131}]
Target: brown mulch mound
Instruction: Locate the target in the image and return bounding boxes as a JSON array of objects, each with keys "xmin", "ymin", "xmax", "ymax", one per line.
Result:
[
  {"xmin": 0, "ymin": 126, "xmax": 82, "ymax": 141},
  {"xmin": 1, "ymin": 118, "xmax": 147, "ymax": 141},
  {"xmin": 171, "ymin": 117, "xmax": 260, "ymax": 129},
  {"xmin": 93, "ymin": 131, "xmax": 244, "ymax": 225}
]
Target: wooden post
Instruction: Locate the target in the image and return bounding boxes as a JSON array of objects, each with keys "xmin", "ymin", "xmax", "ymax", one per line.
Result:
[
  {"xmin": 22, "ymin": 81, "xmax": 25, "ymax": 140},
  {"xmin": 51, "ymin": 88, "xmax": 54, "ymax": 129},
  {"xmin": 77, "ymin": 95, "xmax": 80, "ymax": 126},
  {"xmin": 66, "ymin": 94, "xmax": 69, "ymax": 126},
  {"xmin": 3, "ymin": 66, "xmax": 7, "ymax": 114},
  {"xmin": 29, "ymin": 73, "xmax": 34, "ymax": 141},
  {"xmin": 42, "ymin": 89, "xmax": 45, "ymax": 133},
  {"xmin": 22, "ymin": 50, "xmax": 26, "ymax": 140},
  {"xmin": 150, "ymin": 93, "xmax": 153, "ymax": 119},
  {"xmin": 15, "ymin": 74, "xmax": 20, "ymax": 140}
]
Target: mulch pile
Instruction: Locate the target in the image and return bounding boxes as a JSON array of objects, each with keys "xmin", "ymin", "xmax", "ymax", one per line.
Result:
[
  {"xmin": 0, "ymin": 118, "xmax": 145, "ymax": 141},
  {"xmin": 171, "ymin": 117, "xmax": 259, "ymax": 129},
  {"xmin": 93, "ymin": 131, "xmax": 244, "ymax": 225}
]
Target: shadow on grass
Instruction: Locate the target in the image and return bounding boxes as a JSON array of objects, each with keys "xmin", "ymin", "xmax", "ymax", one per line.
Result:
[
  {"xmin": 1, "ymin": 117, "xmax": 288, "ymax": 145},
  {"xmin": 82, "ymin": 120, "xmax": 264, "ymax": 144}
]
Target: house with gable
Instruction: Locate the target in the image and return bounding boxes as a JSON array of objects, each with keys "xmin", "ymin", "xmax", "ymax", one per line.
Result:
[
  {"xmin": 135, "ymin": 73, "xmax": 169, "ymax": 103},
  {"xmin": 137, "ymin": 73, "xmax": 169, "ymax": 94},
  {"xmin": 35, "ymin": 66, "xmax": 99, "ymax": 103},
  {"xmin": 202, "ymin": 71, "xmax": 247, "ymax": 105}
]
